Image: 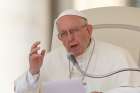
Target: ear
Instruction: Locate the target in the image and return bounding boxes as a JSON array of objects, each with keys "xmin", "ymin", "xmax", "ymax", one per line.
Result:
[
  {"xmin": 58, "ymin": 35, "xmax": 62, "ymax": 41},
  {"xmin": 87, "ymin": 24, "xmax": 93, "ymax": 35}
]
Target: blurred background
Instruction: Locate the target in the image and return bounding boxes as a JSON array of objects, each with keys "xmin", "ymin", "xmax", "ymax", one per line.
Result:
[{"xmin": 0, "ymin": 0, "xmax": 140, "ymax": 93}]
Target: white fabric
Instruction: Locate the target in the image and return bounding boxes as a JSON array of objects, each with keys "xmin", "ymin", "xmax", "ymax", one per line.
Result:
[
  {"xmin": 105, "ymin": 87, "xmax": 140, "ymax": 93},
  {"xmin": 55, "ymin": 9, "xmax": 87, "ymax": 23},
  {"xmin": 27, "ymin": 71, "xmax": 40, "ymax": 87},
  {"xmin": 15, "ymin": 39, "xmax": 138, "ymax": 93}
]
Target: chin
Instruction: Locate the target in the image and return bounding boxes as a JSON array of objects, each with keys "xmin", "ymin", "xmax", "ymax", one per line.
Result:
[
  {"xmin": 72, "ymin": 51, "xmax": 84, "ymax": 57},
  {"xmin": 68, "ymin": 47, "xmax": 84, "ymax": 56}
]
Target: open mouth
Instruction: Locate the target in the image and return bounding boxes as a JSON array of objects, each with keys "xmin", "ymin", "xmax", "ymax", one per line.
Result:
[
  {"xmin": 70, "ymin": 44, "xmax": 79, "ymax": 50},
  {"xmin": 71, "ymin": 44, "xmax": 78, "ymax": 48}
]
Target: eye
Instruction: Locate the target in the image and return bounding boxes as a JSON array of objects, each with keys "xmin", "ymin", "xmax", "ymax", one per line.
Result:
[
  {"xmin": 61, "ymin": 31, "xmax": 67, "ymax": 37},
  {"xmin": 70, "ymin": 28, "xmax": 79, "ymax": 33}
]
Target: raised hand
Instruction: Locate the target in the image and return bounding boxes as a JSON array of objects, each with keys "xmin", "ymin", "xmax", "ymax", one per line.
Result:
[{"xmin": 29, "ymin": 41, "xmax": 46, "ymax": 75}]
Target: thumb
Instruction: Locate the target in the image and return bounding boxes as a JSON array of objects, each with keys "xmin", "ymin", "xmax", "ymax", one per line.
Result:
[{"xmin": 41, "ymin": 49, "xmax": 46, "ymax": 57}]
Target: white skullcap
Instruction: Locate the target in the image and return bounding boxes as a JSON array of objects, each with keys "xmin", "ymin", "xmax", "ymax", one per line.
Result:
[{"xmin": 55, "ymin": 9, "xmax": 87, "ymax": 22}]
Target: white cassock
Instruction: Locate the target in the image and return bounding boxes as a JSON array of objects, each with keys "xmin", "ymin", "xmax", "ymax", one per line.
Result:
[
  {"xmin": 105, "ymin": 87, "xmax": 140, "ymax": 93},
  {"xmin": 14, "ymin": 39, "xmax": 139, "ymax": 93}
]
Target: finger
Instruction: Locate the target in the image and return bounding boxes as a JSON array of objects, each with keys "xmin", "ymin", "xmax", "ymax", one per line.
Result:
[
  {"xmin": 29, "ymin": 54, "xmax": 42, "ymax": 63},
  {"xmin": 31, "ymin": 54, "xmax": 42, "ymax": 59},
  {"xmin": 41, "ymin": 49, "xmax": 46, "ymax": 57},
  {"xmin": 30, "ymin": 47, "xmax": 40, "ymax": 55},
  {"xmin": 31, "ymin": 41, "xmax": 40, "ymax": 49}
]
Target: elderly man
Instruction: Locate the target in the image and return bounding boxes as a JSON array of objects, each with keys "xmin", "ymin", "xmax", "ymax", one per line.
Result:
[{"xmin": 15, "ymin": 9, "xmax": 137, "ymax": 93}]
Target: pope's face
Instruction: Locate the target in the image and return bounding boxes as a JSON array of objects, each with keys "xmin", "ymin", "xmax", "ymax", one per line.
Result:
[{"xmin": 57, "ymin": 15, "xmax": 93, "ymax": 57}]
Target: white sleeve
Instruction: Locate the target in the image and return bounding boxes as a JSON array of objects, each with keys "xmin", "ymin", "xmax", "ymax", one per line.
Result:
[
  {"xmin": 27, "ymin": 71, "xmax": 40, "ymax": 87},
  {"xmin": 14, "ymin": 71, "xmax": 40, "ymax": 93}
]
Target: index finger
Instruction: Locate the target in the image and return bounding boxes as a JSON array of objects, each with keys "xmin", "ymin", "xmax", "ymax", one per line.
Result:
[{"xmin": 31, "ymin": 41, "xmax": 40, "ymax": 48}]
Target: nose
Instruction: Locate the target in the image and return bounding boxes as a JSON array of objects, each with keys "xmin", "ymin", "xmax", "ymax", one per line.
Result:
[{"xmin": 67, "ymin": 32, "xmax": 74, "ymax": 42}]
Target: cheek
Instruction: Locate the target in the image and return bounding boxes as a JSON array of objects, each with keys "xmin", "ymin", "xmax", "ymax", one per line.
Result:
[
  {"xmin": 62, "ymin": 41, "xmax": 69, "ymax": 48},
  {"xmin": 78, "ymin": 33, "xmax": 90, "ymax": 47}
]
